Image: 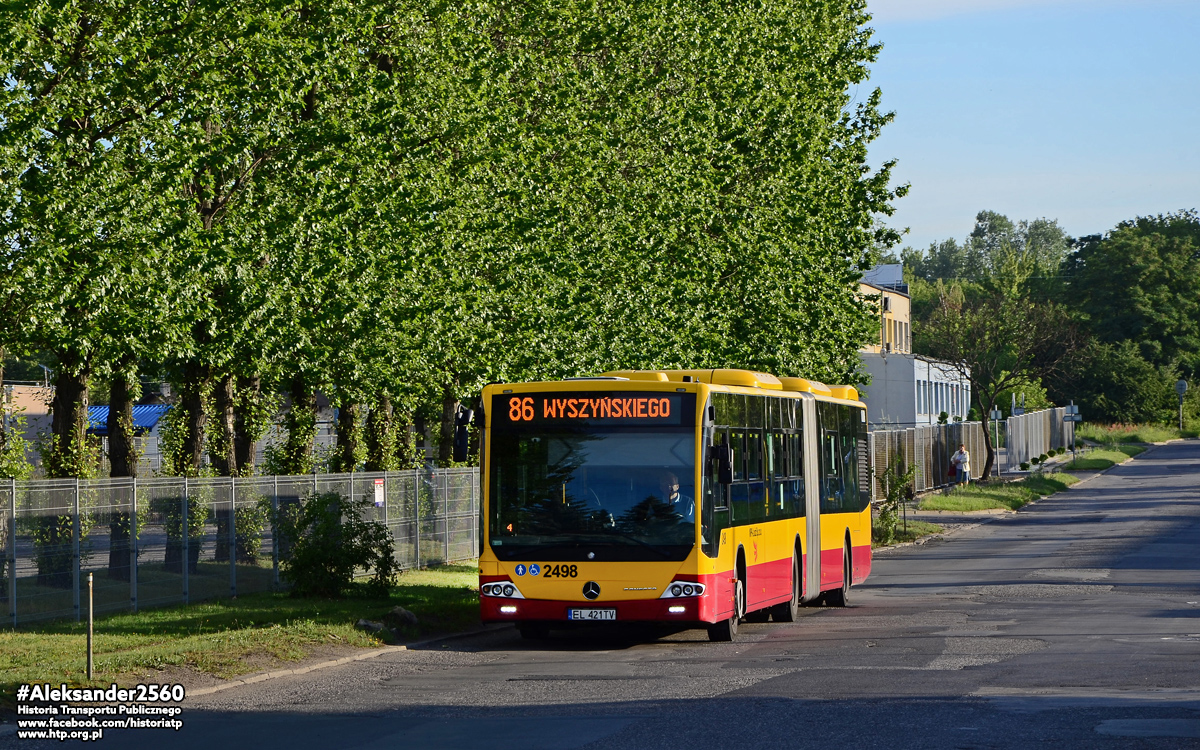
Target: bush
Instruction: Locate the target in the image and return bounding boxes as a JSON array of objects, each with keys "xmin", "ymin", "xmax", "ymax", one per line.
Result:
[
  {"xmin": 1030, "ymin": 456, "xmax": 1041, "ymax": 465},
  {"xmin": 1047, "ymin": 449, "xmax": 1057, "ymax": 458},
  {"xmin": 1020, "ymin": 462, "xmax": 1031, "ymax": 471},
  {"xmin": 872, "ymin": 455, "xmax": 915, "ymax": 547},
  {"xmin": 274, "ymin": 490, "xmax": 398, "ymax": 598},
  {"xmin": 1038, "ymin": 453, "xmax": 1048, "ymax": 462}
]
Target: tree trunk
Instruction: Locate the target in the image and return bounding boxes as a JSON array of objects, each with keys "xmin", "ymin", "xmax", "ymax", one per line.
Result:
[
  {"xmin": 979, "ymin": 395, "xmax": 997, "ymax": 480},
  {"xmin": 210, "ymin": 373, "xmax": 237, "ymax": 476},
  {"xmin": 397, "ymin": 411, "xmax": 417, "ymax": 469},
  {"xmin": 414, "ymin": 411, "xmax": 427, "ymax": 466},
  {"xmin": 233, "ymin": 374, "xmax": 262, "ymax": 475},
  {"xmin": 364, "ymin": 396, "xmax": 395, "ymax": 472},
  {"xmin": 108, "ymin": 376, "xmax": 137, "ymax": 478},
  {"xmin": 179, "ymin": 361, "xmax": 211, "ymax": 475},
  {"xmin": 0, "ymin": 345, "xmax": 7, "ymax": 463},
  {"xmin": 48, "ymin": 363, "xmax": 91, "ymax": 478},
  {"xmin": 281, "ymin": 376, "xmax": 317, "ymax": 474},
  {"xmin": 333, "ymin": 400, "xmax": 361, "ymax": 473},
  {"xmin": 107, "ymin": 376, "xmax": 137, "ymax": 580},
  {"xmin": 437, "ymin": 382, "xmax": 459, "ymax": 466}
]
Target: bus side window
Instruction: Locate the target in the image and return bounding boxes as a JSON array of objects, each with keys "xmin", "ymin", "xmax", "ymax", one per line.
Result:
[
  {"xmin": 771, "ymin": 431, "xmax": 785, "ymax": 478},
  {"xmin": 839, "ymin": 405, "xmax": 857, "ymax": 511},
  {"xmin": 823, "ymin": 430, "xmax": 841, "ymax": 513},
  {"xmin": 729, "ymin": 481, "xmax": 751, "ymax": 525},
  {"xmin": 747, "ymin": 430, "xmax": 761, "ymax": 481},
  {"xmin": 731, "ymin": 431, "xmax": 746, "ymax": 482},
  {"xmin": 856, "ymin": 407, "xmax": 870, "ymax": 512}
]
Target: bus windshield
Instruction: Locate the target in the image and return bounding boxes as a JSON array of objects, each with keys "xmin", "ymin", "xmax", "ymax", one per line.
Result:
[{"xmin": 488, "ymin": 427, "xmax": 696, "ymax": 562}]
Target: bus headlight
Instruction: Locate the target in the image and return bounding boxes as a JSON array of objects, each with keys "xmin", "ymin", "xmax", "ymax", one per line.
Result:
[
  {"xmin": 660, "ymin": 582, "xmax": 705, "ymax": 598},
  {"xmin": 481, "ymin": 582, "xmax": 526, "ymax": 599}
]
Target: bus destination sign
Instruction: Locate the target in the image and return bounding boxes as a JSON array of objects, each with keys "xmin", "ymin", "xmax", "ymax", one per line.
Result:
[{"xmin": 493, "ymin": 391, "xmax": 691, "ymax": 427}]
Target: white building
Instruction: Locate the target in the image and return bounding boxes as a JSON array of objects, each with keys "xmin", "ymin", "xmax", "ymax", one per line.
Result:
[
  {"xmin": 857, "ymin": 265, "xmax": 972, "ymax": 429},
  {"xmin": 860, "ymin": 353, "xmax": 972, "ymax": 429}
]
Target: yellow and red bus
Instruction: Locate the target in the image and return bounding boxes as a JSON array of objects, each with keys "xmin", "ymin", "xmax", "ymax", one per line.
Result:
[{"xmin": 477, "ymin": 369, "xmax": 871, "ymax": 641}]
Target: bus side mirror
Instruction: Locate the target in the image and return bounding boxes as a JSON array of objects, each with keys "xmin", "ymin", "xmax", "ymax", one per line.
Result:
[
  {"xmin": 712, "ymin": 444, "xmax": 733, "ymax": 485},
  {"xmin": 452, "ymin": 408, "xmax": 474, "ymax": 463}
]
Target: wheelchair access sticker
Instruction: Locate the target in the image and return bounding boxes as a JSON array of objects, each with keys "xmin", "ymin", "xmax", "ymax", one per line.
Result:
[
  {"xmin": 529, "ymin": 564, "xmax": 542, "ymax": 576},
  {"xmin": 514, "ymin": 564, "xmax": 527, "ymax": 576}
]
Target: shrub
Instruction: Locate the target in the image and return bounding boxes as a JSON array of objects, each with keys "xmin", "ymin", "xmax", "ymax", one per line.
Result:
[
  {"xmin": 1020, "ymin": 462, "xmax": 1031, "ymax": 471},
  {"xmin": 1047, "ymin": 449, "xmax": 1057, "ymax": 458},
  {"xmin": 872, "ymin": 455, "xmax": 915, "ymax": 547},
  {"xmin": 274, "ymin": 490, "xmax": 398, "ymax": 597},
  {"xmin": 1038, "ymin": 453, "xmax": 1048, "ymax": 462}
]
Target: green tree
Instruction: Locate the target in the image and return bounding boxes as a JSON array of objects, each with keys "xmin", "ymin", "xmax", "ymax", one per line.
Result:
[
  {"xmin": 917, "ymin": 287, "xmax": 1079, "ymax": 478},
  {"xmin": 1067, "ymin": 212, "xmax": 1200, "ymax": 379}
]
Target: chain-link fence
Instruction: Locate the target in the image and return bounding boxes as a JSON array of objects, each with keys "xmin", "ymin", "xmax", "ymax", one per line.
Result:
[
  {"xmin": 868, "ymin": 421, "xmax": 988, "ymax": 498},
  {"xmin": 0, "ymin": 468, "xmax": 479, "ymax": 626}
]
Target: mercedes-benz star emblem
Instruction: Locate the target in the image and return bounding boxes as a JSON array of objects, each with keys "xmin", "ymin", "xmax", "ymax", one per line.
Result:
[{"xmin": 582, "ymin": 581, "xmax": 601, "ymax": 600}]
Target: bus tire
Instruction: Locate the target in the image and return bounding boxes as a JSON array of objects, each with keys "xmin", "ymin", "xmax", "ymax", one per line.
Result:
[
  {"xmin": 824, "ymin": 543, "xmax": 851, "ymax": 608},
  {"xmin": 708, "ymin": 578, "xmax": 743, "ymax": 642},
  {"xmin": 772, "ymin": 553, "xmax": 801, "ymax": 622}
]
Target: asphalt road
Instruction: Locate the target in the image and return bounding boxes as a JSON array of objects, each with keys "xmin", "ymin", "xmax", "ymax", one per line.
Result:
[{"xmin": 9, "ymin": 441, "xmax": 1200, "ymax": 749}]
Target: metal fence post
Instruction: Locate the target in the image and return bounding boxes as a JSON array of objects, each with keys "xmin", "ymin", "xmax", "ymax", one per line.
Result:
[
  {"xmin": 271, "ymin": 474, "xmax": 279, "ymax": 589},
  {"xmin": 73, "ymin": 478, "xmax": 80, "ymax": 622},
  {"xmin": 414, "ymin": 472, "xmax": 421, "ymax": 570},
  {"xmin": 10, "ymin": 478, "xmax": 17, "ymax": 626},
  {"xmin": 130, "ymin": 477, "xmax": 138, "ymax": 613},
  {"xmin": 443, "ymin": 472, "xmax": 450, "ymax": 564},
  {"xmin": 182, "ymin": 477, "xmax": 189, "ymax": 605},
  {"xmin": 229, "ymin": 476, "xmax": 237, "ymax": 598}
]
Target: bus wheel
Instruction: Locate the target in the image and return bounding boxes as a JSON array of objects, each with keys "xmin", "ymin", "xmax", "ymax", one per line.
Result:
[
  {"xmin": 518, "ymin": 622, "xmax": 551, "ymax": 640},
  {"xmin": 772, "ymin": 554, "xmax": 801, "ymax": 622},
  {"xmin": 825, "ymin": 544, "xmax": 851, "ymax": 607},
  {"xmin": 708, "ymin": 579, "xmax": 743, "ymax": 642}
]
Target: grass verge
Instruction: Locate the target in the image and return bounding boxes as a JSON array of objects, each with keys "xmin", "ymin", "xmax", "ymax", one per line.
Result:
[
  {"xmin": 918, "ymin": 472, "xmax": 1080, "ymax": 512},
  {"xmin": 1063, "ymin": 444, "xmax": 1144, "ymax": 470},
  {"xmin": 872, "ymin": 517, "xmax": 943, "ymax": 547},
  {"xmin": 0, "ymin": 564, "xmax": 479, "ymax": 706},
  {"xmin": 1077, "ymin": 423, "xmax": 1197, "ymax": 443}
]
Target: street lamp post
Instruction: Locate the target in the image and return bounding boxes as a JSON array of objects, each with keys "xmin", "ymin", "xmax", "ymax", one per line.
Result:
[{"xmin": 1177, "ymin": 380, "xmax": 1188, "ymax": 431}]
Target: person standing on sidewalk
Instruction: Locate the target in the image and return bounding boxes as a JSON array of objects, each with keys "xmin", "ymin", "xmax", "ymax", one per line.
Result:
[{"xmin": 952, "ymin": 444, "xmax": 971, "ymax": 486}]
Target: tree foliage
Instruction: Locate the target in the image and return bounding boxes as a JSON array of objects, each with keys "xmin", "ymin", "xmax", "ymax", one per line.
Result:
[
  {"xmin": 917, "ymin": 287, "xmax": 1079, "ymax": 478},
  {"xmin": 2, "ymin": 0, "xmax": 903, "ymax": 476},
  {"xmin": 1066, "ymin": 212, "xmax": 1200, "ymax": 378}
]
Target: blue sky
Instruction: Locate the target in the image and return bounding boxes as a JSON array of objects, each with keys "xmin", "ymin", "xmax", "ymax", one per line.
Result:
[{"xmin": 865, "ymin": 0, "xmax": 1200, "ymax": 251}]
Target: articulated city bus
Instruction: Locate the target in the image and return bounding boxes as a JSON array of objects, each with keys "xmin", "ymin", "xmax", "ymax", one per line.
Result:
[{"xmin": 477, "ymin": 369, "xmax": 871, "ymax": 641}]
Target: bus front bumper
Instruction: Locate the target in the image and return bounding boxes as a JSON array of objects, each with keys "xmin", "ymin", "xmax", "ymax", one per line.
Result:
[{"xmin": 481, "ymin": 595, "xmax": 714, "ymax": 624}]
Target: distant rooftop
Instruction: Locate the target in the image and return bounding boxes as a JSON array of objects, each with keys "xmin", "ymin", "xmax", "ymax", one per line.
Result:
[
  {"xmin": 862, "ymin": 264, "xmax": 908, "ymax": 295},
  {"xmin": 87, "ymin": 405, "xmax": 172, "ymax": 436}
]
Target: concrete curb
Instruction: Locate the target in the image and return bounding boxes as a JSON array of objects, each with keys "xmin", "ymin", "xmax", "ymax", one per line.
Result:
[{"xmin": 189, "ymin": 645, "xmax": 408, "ymax": 697}]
